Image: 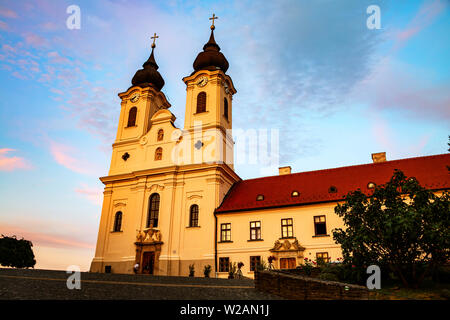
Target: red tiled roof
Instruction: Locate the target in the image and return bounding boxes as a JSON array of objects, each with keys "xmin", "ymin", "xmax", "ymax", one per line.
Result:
[{"xmin": 215, "ymin": 154, "xmax": 450, "ymax": 214}]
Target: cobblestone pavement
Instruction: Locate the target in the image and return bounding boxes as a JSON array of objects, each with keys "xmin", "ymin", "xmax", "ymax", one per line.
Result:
[{"xmin": 0, "ymin": 268, "xmax": 283, "ymax": 300}]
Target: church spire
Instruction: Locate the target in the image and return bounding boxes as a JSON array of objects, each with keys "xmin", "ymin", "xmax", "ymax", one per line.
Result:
[
  {"xmin": 131, "ymin": 33, "xmax": 165, "ymax": 91},
  {"xmin": 193, "ymin": 14, "xmax": 229, "ymax": 73},
  {"xmin": 143, "ymin": 33, "xmax": 159, "ymax": 69}
]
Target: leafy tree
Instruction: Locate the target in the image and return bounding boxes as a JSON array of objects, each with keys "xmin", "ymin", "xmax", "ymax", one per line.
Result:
[
  {"xmin": 0, "ymin": 235, "xmax": 36, "ymax": 268},
  {"xmin": 333, "ymin": 170, "xmax": 450, "ymax": 288}
]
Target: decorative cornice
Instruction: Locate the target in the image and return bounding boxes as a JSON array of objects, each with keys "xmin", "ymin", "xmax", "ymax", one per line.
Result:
[
  {"xmin": 146, "ymin": 183, "xmax": 165, "ymax": 192},
  {"xmin": 100, "ymin": 162, "xmax": 241, "ymax": 185}
]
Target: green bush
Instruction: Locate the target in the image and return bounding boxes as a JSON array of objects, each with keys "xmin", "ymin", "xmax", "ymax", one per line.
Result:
[{"xmin": 318, "ymin": 272, "xmax": 339, "ymax": 282}]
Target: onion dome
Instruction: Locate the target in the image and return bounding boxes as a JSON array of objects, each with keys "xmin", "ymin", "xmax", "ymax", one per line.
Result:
[
  {"xmin": 131, "ymin": 41, "xmax": 165, "ymax": 91},
  {"xmin": 193, "ymin": 27, "xmax": 229, "ymax": 73}
]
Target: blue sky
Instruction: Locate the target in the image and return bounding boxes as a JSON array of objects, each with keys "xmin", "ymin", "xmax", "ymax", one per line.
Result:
[{"xmin": 0, "ymin": 0, "xmax": 448, "ymax": 270}]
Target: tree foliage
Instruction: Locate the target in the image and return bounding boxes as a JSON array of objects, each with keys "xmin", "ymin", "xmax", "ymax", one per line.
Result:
[
  {"xmin": 333, "ymin": 170, "xmax": 450, "ymax": 288},
  {"xmin": 0, "ymin": 235, "xmax": 36, "ymax": 268}
]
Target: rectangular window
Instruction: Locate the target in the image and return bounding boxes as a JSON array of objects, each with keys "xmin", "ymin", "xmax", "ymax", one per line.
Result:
[
  {"xmin": 220, "ymin": 223, "xmax": 231, "ymax": 242},
  {"xmin": 316, "ymin": 252, "xmax": 330, "ymax": 263},
  {"xmin": 250, "ymin": 221, "xmax": 261, "ymax": 240},
  {"xmin": 219, "ymin": 257, "xmax": 229, "ymax": 272},
  {"xmin": 250, "ymin": 256, "xmax": 261, "ymax": 271},
  {"xmin": 314, "ymin": 215, "xmax": 327, "ymax": 236},
  {"xmin": 281, "ymin": 218, "xmax": 293, "ymax": 238}
]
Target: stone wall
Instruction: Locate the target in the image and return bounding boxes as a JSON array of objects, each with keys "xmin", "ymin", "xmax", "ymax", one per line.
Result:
[
  {"xmin": 254, "ymin": 270, "xmax": 369, "ymax": 300},
  {"xmin": 282, "ymin": 267, "xmax": 322, "ymax": 278}
]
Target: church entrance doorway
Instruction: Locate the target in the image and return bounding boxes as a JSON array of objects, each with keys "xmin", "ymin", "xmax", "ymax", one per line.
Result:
[{"xmin": 142, "ymin": 251, "xmax": 155, "ymax": 274}]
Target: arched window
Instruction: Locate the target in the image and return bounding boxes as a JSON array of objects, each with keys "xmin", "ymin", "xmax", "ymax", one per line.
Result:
[
  {"xmin": 127, "ymin": 107, "xmax": 137, "ymax": 127},
  {"xmin": 155, "ymin": 147, "xmax": 162, "ymax": 160},
  {"xmin": 147, "ymin": 194, "xmax": 160, "ymax": 228},
  {"xmin": 189, "ymin": 204, "xmax": 199, "ymax": 227},
  {"xmin": 113, "ymin": 211, "xmax": 122, "ymax": 232},
  {"xmin": 157, "ymin": 129, "xmax": 164, "ymax": 141},
  {"xmin": 223, "ymin": 98, "xmax": 228, "ymax": 120},
  {"xmin": 196, "ymin": 92, "xmax": 206, "ymax": 113}
]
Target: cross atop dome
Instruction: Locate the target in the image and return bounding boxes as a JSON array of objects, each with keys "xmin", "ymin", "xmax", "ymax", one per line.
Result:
[
  {"xmin": 209, "ymin": 13, "xmax": 218, "ymax": 30},
  {"xmin": 131, "ymin": 32, "xmax": 165, "ymax": 91},
  {"xmin": 151, "ymin": 32, "xmax": 159, "ymax": 48},
  {"xmin": 192, "ymin": 14, "xmax": 229, "ymax": 73}
]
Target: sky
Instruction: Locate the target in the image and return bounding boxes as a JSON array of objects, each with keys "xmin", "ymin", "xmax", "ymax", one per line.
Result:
[{"xmin": 0, "ymin": 0, "xmax": 448, "ymax": 271}]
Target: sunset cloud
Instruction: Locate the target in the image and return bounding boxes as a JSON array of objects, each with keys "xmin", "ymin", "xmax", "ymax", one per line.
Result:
[
  {"xmin": 0, "ymin": 224, "xmax": 95, "ymax": 250},
  {"xmin": 47, "ymin": 51, "xmax": 71, "ymax": 64},
  {"xmin": 23, "ymin": 32, "xmax": 49, "ymax": 47},
  {"xmin": 75, "ymin": 184, "xmax": 103, "ymax": 206},
  {"xmin": 49, "ymin": 141, "xmax": 99, "ymax": 175},
  {"xmin": 0, "ymin": 20, "xmax": 8, "ymax": 30},
  {"xmin": 393, "ymin": 0, "xmax": 447, "ymax": 50},
  {"xmin": 0, "ymin": 7, "xmax": 18, "ymax": 18},
  {"xmin": 0, "ymin": 148, "xmax": 32, "ymax": 171},
  {"xmin": 350, "ymin": 57, "xmax": 450, "ymax": 122}
]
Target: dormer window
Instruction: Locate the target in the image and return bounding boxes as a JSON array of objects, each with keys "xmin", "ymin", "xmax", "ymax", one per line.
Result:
[
  {"xmin": 328, "ymin": 186, "xmax": 338, "ymax": 193},
  {"xmin": 256, "ymin": 194, "xmax": 264, "ymax": 201}
]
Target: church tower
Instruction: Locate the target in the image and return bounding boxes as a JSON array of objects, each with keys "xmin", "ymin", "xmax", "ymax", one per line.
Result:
[
  {"xmin": 179, "ymin": 15, "xmax": 236, "ymax": 169},
  {"xmin": 90, "ymin": 16, "xmax": 240, "ymax": 276}
]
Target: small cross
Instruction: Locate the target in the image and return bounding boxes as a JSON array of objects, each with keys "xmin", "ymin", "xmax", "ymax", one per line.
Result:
[
  {"xmin": 209, "ymin": 13, "xmax": 218, "ymax": 28},
  {"xmin": 151, "ymin": 32, "xmax": 159, "ymax": 47}
]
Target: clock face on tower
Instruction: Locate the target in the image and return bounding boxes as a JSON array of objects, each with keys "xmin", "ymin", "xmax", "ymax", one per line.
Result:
[
  {"xmin": 130, "ymin": 92, "xmax": 140, "ymax": 103},
  {"xmin": 196, "ymin": 76, "xmax": 208, "ymax": 87}
]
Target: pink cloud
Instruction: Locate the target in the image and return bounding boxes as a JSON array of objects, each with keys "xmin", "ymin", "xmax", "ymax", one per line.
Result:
[
  {"xmin": 23, "ymin": 32, "xmax": 49, "ymax": 47},
  {"xmin": 371, "ymin": 115, "xmax": 395, "ymax": 151},
  {"xmin": 40, "ymin": 21, "xmax": 59, "ymax": 32},
  {"xmin": 2, "ymin": 43, "xmax": 16, "ymax": 53},
  {"xmin": 75, "ymin": 184, "xmax": 103, "ymax": 206},
  {"xmin": 47, "ymin": 51, "xmax": 71, "ymax": 64},
  {"xmin": 0, "ymin": 20, "xmax": 8, "ymax": 31},
  {"xmin": 351, "ymin": 57, "xmax": 450, "ymax": 121},
  {"xmin": 0, "ymin": 224, "xmax": 95, "ymax": 250},
  {"xmin": 49, "ymin": 140, "xmax": 99, "ymax": 175},
  {"xmin": 370, "ymin": 114, "xmax": 431, "ymax": 159},
  {"xmin": 0, "ymin": 148, "xmax": 32, "ymax": 171},
  {"xmin": 11, "ymin": 70, "xmax": 27, "ymax": 80},
  {"xmin": 0, "ymin": 7, "xmax": 18, "ymax": 18},
  {"xmin": 393, "ymin": 0, "xmax": 447, "ymax": 50}
]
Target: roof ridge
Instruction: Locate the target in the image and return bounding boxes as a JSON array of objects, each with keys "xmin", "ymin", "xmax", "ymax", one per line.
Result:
[{"xmin": 238, "ymin": 153, "xmax": 450, "ymax": 183}]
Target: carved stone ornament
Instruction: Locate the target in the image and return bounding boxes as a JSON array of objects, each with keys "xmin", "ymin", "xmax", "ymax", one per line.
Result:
[
  {"xmin": 136, "ymin": 228, "xmax": 162, "ymax": 243},
  {"xmin": 270, "ymin": 238, "xmax": 305, "ymax": 252},
  {"xmin": 273, "ymin": 240, "xmax": 282, "ymax": 250},
  {"xmin": 139, "ymin": 136, "xmax": 148, "ymax": 145}
]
